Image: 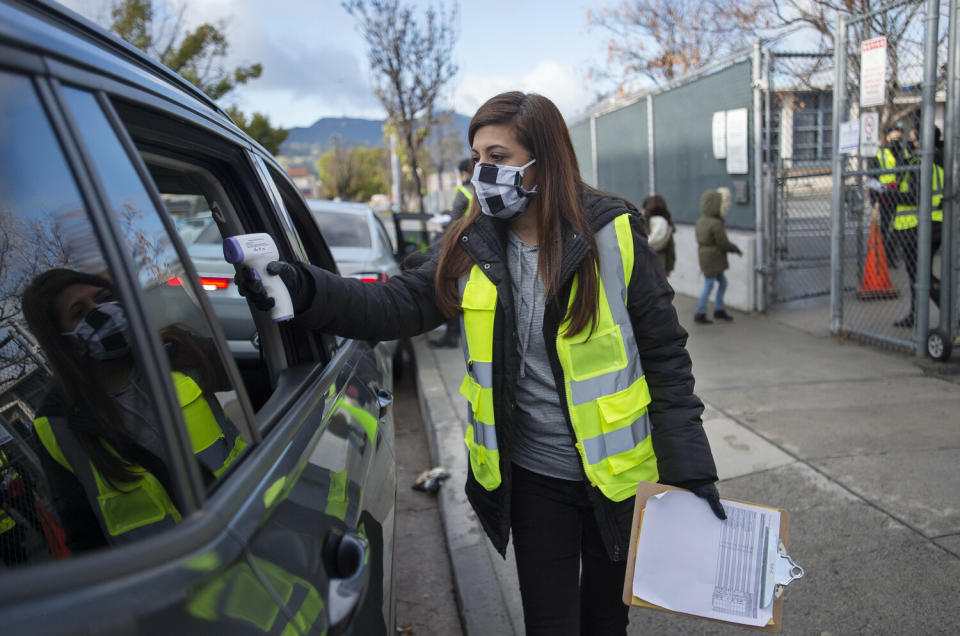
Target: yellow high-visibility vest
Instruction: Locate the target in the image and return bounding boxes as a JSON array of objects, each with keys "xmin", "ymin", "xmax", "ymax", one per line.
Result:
[
  {"xmin": 34, "ymin": 372, "xmax": 246, "ymax": 542},
  {"xmin": 0, "ymin": 450, "xmax": 16, "ymax": 534},
  {"xmin": 876, "ymin": 147, "xmax": 900, "ymax": 185},
  {"xmin": 894, "ymin": 162, "xmax": 944, "ymax": 230},
  {"xmin": 187, "ymin": 556, "xmax": 325, "ymax": 633},
  {"xmin": 458, "ymin": 214, "xmax": 657, "ymax": 501},
  {"xmin": 455, "ymin": 184, "xmax": 473, "ymax": 206}
]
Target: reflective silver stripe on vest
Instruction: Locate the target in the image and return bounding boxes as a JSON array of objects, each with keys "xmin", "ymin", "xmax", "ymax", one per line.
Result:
[
  {"xmin": 467, "ymin": 408, "xmax": 498, "ymax": 451},
  {"xmin": 581, "ymin": 415, "xmax": 651, "ymax": 465},
  {"xmin": 469, "ymin": 360, "xmax": 493, "ymax": 389},
  {"xmin": 193, "ymin": 388, "xmax": 231, "ymax": 475},
  {"xmin": 45, "ymin": 416, "xmax": 177, "ymax": 543},
  {"xmin": 268, "ymin": 582, "xmax": 310, "ymax": 636},
  {"xmin": 568, "ymin": 222, "xmax": 646, "ymax": 406}
]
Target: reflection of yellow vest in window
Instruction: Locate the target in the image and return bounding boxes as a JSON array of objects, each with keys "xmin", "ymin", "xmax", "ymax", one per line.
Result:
[
  {"xmin": 458, "ymin": 214, "xmax": 658, "ymax": 501},
  {"xmin": 895, "ymin": 162, "xmax": 944, "ymax": 230},
  {"xmin": 0, "ymin": 450, "xmax": 17, "ymax": 534},
  {"xmin": 33, "ymin": 372, "xmax": 246, "ymax": 542},
  {"xmin": 187, "ymin": 556, "xmax": 325, "ymax": 633}
]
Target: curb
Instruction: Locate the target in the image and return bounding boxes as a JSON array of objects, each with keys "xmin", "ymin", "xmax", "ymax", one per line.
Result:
[{"xmin": 411, "ymin": 335, "xmax": 515, "ymax": 636}]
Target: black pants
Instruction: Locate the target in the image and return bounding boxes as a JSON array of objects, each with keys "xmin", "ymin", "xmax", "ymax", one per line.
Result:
[
  {"xmin": 896, "ymin": 222, "xmax": 942, "ymax": 313},
  {"xmin": 878, "ymin": 194, "xmax": 899, "ymax": 264},
  {"xmin": 442, "ymin": 316, "xmax": 460, "ymax": 340},
  {"xmin": 510, "ymin": 464, "xmax": 630, "ymax": 636}
]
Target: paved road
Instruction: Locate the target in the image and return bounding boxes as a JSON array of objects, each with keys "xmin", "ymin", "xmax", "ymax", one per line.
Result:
[
  {"xmin": 392, "ymin": 349, "xmax": 463, "ymax": 636},
  {"xmin": 415, "ymin": 295, "xmax": 960, "ymax": 635}
]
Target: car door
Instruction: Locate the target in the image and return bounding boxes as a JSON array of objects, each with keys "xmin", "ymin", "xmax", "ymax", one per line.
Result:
[
  {"xmin": 108, "ymin": 98, "xmax": 397, "ymax": 633},
  {"xmin": 258, "ymin": 165, "xmax": 398, "ymax": 634},
  {"xmin": 0, "ymin": 45, "xmax": 394, "ymax": 636},
  {"xmin": 0, "ymin": 66, "xmax": 284, "ymax": 634}
]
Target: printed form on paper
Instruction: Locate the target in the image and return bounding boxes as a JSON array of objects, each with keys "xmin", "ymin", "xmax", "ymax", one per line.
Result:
[{"xmin": 632, "ymin": 490, "xmax": 781, "ymax": 627}]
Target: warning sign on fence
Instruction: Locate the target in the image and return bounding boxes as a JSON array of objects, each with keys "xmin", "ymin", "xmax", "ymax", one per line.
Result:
[{"xmin": 860, "ymin": 37, "xmax": 887, "ymax": 108}]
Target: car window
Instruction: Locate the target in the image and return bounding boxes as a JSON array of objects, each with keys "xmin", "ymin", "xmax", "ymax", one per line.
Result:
[
  {"xmin": 0, "ymin": 71, "xmax": 200, "ymax": 565},
  {"xmin": 373, "ymin": 214, "xmax": 396, "ymax": 254},
  {"xmin": 144, "ymin": 158, "xmax": 285, "ymax": 411},
  {"xmin": 265, "ymin": 172, "xmax": 342, "ymax": 359},
  {"xmin": 60, "ymin": 87, "xmax": 252, "ymax": 490},
  {"xmin": 312, "ymin": 210, "xmax": 373, "ymax": 248}
]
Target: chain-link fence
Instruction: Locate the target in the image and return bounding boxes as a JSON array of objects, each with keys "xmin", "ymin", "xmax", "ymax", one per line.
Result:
[
  {"xmin": 831, "ymin": 0, "xmax": 956, "ymax": 355},
  {"xmin": 762, "ymin": 52, "xmax": 835, "ymax": 304}
]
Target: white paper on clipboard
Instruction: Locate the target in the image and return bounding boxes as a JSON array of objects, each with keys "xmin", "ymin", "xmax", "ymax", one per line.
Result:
[{"xmin": 632, "ymin": 490, "xmax": 781, "ymax": 627}]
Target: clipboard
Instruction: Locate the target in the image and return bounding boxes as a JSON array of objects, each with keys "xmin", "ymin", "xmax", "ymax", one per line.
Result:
[{"xmin": 622, "ymin": 482, "xmax": 802, "ymax": 633}]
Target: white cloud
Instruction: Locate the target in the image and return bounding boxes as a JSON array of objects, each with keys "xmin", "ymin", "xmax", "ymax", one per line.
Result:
[{"xmin": 453, "ymin": 60, "xmax": 600, "ymax": 121}]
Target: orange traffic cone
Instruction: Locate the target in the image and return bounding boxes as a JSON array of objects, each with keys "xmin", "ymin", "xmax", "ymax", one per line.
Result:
[{"xmin": 857, "ymin": 219, "xmax": 899, "ymax": 300}]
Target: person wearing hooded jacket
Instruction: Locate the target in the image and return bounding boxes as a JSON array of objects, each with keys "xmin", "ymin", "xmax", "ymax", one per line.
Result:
[
  {"xmin": 641, "ymin": 193, "xmax": 676, "ymax": 276},
  {"xmin": 694, "ymin": 188, "xmax": 742, "ymax": 324},
  {"xmin": 236, "ymin": 91, "xmax": 722, "ymax": 636}
]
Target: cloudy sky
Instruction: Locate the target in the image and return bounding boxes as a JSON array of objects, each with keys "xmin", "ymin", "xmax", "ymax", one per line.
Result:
[{"xmin": 59, "ymin": 0, "xmax": 615, "ymax": 128}]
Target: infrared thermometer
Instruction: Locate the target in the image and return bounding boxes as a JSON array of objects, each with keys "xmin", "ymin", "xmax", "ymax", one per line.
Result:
[{"xmin": 223, "ymin": 233, "xmax": 294, "ymax": 322}]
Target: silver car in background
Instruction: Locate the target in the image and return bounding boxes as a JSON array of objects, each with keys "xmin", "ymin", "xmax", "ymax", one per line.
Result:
[{"xmin": 306, "ymin": 200, "xmax": 401, "ymax": 282}]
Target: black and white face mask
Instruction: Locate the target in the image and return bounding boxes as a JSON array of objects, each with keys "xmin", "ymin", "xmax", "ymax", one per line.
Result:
[
  {"xmin": 471, "ymin": 158, "xmax": 537, "ymax": 219},
  {"xmin": 62, "ymin": 300, "xmax": 131, "ymax": 361}
]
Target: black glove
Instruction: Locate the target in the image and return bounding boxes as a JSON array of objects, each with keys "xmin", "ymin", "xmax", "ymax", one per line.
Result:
[
  {"xmin": 235, "ymin": 261, "xmax": 308, "ymax": 313},
  {"xmin": 668, "ymin": 480, "xmax": 727, "ymax": 520}
]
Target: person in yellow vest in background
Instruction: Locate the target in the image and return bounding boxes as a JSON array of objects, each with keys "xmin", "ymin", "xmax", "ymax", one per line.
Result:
[
  {"xmin": 21, "ymin": 269, "xmax": 246, "ymax": 553},
  {"xmin": 892, "ymin": 126, "xmax": 944, "ymax": 328},
  {"xmin": 236, "ymin": 91, "xmax": 722, "ymax": 636},
  {"xmin": 871, "ymin": 122, "xmax": 909, "ymax": 268},
  {"xmin": 430, "ymin": 158, "xmax": 474, "ymax": 348}
]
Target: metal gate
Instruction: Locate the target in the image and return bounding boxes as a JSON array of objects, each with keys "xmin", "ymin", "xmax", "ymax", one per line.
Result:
[
  {"xmin": 762, "ymin": 52, "xmax": 836, "ymax": 304},
  {"xmin": 830, "ymin": 0, "xmax": 959, "ymax": 357}
]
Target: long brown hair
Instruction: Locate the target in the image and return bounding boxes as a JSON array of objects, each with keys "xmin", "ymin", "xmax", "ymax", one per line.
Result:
[
  {"xmin": 21, "ymin": 269, "xmax": 213, "ymax": 486},
  {"xmin": 642, "ymin": 193, "xmax": 673, "ymax": 226},
  {"xmin": 435, "ymin": 92, "xmax": 601, "ymax": 337}
]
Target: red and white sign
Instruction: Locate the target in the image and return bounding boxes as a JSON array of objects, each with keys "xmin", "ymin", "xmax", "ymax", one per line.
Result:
[{"xmin": 860, "ymin": 37, "xmax": 887, "ymax": 108}]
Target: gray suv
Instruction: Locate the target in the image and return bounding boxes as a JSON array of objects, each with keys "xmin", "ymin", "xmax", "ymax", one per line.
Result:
[{"xmin": 0, "ymin": 1, "xmax": 396, "ymax": 633}]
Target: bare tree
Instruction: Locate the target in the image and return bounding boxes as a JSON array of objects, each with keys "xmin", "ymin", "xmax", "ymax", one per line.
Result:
[
  {"xmin": 587, "ymin": 0, "xmax": 770, "ymax": 90},
  {"xmin": 588, "ymin": 0, "xmax": 937, "ymax": 132},
  {"xmin": 426, "ymin": 110, "xmax": 467, "ymax": 189},
  {"xmin": 0, "ymin": 207, "xmax": 72, "ymax": 378},
  {"xmin": 343, "ymin": 0, "xmax": 458, "ymax": 213},
  {"xmin": 770, "ymin": 0, "xmax": 931, "ymax": 130}
]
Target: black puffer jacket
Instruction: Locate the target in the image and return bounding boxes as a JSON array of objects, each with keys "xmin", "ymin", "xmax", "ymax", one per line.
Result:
[{"xmin": 295, "ymin": 190, "xmax": 718, "ymax": 561}]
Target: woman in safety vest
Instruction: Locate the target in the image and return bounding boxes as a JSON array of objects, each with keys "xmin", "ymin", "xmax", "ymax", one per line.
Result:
[
  {"xmin": 21, "ymin": 269, "xmax": 245, "ymax": 553},
  {"xmin": 236, "ymin": 92, "xmax": 723, "ymax": 636}
]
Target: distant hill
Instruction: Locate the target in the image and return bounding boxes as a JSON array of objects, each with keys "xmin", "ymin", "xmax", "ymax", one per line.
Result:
[{"xmin": 280, "ymin": 113, "xmax": 471, "ymax": 157}]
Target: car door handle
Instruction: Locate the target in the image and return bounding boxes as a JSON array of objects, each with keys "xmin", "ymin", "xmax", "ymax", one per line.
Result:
[
  {"xmin": 377, "ymin": 388, "xmax": 393, "ymax": 419},
  {"xmin": 324, "ymin": 530, "xmax": 370, "ymax": 631}
]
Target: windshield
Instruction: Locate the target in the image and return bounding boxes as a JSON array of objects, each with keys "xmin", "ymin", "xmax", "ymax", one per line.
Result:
[{"xmin": 312, "ymin": 210, "xmax": 372, "ymax": 248}]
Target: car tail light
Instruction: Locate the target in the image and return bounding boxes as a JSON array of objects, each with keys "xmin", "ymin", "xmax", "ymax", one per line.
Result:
[
  {"xmin": 199, "ymin": 277, "xmax": 232, "ymax": 290},
  {"xmin": 167, "ymin": 276, "xmax": 232, "ymax": 291},
  {"xmin": 359, "ymin": 272, "xmax": 389, "ymax": 283}
]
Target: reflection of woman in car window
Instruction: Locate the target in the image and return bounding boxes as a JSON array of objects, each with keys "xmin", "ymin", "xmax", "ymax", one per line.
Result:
[{"xmin": 21, "ymin": 269, "xmax": 245, "ymax": 553}]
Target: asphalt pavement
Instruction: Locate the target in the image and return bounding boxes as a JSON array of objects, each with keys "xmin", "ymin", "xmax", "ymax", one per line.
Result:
[
  {"xmin": 412, "ymin": 293, "xmax": 960, "ymax": 635},
  {"xmin": 392, "ymin": 351, "xmax": 463, "ymax": 636}
]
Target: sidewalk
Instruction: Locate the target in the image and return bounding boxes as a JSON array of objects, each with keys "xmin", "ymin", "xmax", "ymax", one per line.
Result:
[{"xmin": 413, "ymin": 293, "xmax": 960, "ymax": 635}]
